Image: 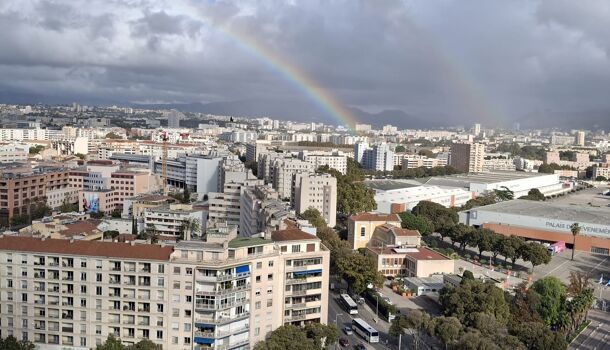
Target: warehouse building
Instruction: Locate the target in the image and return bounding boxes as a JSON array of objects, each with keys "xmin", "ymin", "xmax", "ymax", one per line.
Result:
[{"xmin": 461, "ymin": 199, "xmax": 610, "ymax": 255}]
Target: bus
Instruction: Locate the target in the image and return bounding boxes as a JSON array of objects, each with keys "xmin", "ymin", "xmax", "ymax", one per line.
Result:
[
  {"xmin": 339, "ymin": 294, "xmax": 358, "ymax": 315},
  {"xmin": 352, "ymin": 318, "xmax": 379, "ymax": 343}
]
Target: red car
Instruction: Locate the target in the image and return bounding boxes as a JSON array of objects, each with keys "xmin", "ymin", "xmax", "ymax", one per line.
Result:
[{"xmin": 339, "ymin": 337, "xmax": 350, "ymax": 347}]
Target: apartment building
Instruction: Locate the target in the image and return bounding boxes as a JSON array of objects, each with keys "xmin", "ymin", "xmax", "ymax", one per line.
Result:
[
  {"xmin": 359, "ymin": 143, "xmax": 394, "ymax": 172},
  {"xmin": 0, "ymin": 224, "xmax": 329, "ymax": 350},
  {"xmin": 240, "ymin": 185, "xmax": 291, "ymax": 238},
  {"xmin": 449, "ymin": 142, "xmax": 485, "ymax": 173},
  {"xmin": 397, "ymin": 154, "xmax": 447, "ymax": 169},
  {"xmin": 292, "ymin": 173, "xmax": 337, "ymax": 227},
  {"xmin": 208, "ymin": 179, "xmax": 262, "ymax": 231},
  {"xmin": 271, "ymin": 158, "xmax": 314, "ymax": 200},
  {"xmin": 593, "ymin": 164, "xmax": 610, "ymax": 179},
  {"xmin": 298, "ymin": 150, "xmax": 347, "ymax": 175},
  {"xmin": 0, "ymin": 143, "xmax": 29, "ymax": 163},
  {"xmin": 144, "ymin": 204, "xmax": 207, "ymax": 239}
]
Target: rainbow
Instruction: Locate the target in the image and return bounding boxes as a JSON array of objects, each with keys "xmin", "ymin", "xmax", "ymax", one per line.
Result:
[{"xmin": 175, "ymin": 1, "xmax": 359, "ymax": 129}]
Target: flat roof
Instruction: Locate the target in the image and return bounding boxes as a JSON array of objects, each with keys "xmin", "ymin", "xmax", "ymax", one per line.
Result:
[
  {"xmin": 363, "ymin": 179, "xmax": 427, "ymax": 191},
  {"xmin": 228, "ymin": 237, "xmax": 270, "ymax": 248},
  {"xmin": 470, "ymin": 199, "xmax": 610, "ymax": 226},
  {"xmin": 425, "ymin": 171, "xmax": 554, "ymax": 187}
]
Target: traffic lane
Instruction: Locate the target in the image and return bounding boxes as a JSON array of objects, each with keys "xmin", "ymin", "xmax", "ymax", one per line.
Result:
[{"xmin": 328, "ymin": 291, "xmax": 390, "ymax": 350}]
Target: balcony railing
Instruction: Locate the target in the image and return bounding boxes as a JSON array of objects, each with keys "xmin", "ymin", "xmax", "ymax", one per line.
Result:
[{"xmin": 195, "ymin": 283, "xmax": 250, "ymax": 297}]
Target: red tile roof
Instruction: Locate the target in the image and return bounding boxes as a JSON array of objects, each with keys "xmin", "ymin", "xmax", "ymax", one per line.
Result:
[
  {"xmin": 271, "ymin": 229, "xmax": 317, "ymax": 242},
  {"xmin": 349, "ymin": 213, "xmax": 400, "ymax": 222},
  {"xmin": 0, "ymin": 236, "xmax": 173, "ymax": 261},
  {"xmin": 60, "ymin": 219, "xmax": 102, "ymax": 237},
  {"xmin": 392, "ymin": 227, "xmax": 421, "ymax": 237},
  {"xmin": 405, "ymin": 247, "xmax": 449, "ymax": 260}
]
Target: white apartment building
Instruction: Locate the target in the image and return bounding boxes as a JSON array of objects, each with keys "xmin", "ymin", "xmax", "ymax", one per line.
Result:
[
  {"xmin": 208, "ymin": 179, "xmax": 262, "ymax": 230},
  {"xmin": 239, "ymin": 186, "xmax": 290, "ymax": 238},
  {"xmin": 144, "ymin": 204, "xmax": 207, "ymax": 238},
  {"xmin": 361, "ymin": 143, "xmax": 394, "ymax": 172},
  {"xmin": 396, "ymin": 154, "xmax": 448, "ymax": 169},
  {"xmin": 298, "ymin": 150, "xmax": 347, "ymax": 175},
  {"xmin": 0, "ymin": 143, "xmax": 29, "ymax": 163},
  {"xmin": 449, "ymin": 142, "xmax": 485, "ymax": 173},
  {"xmin": 271, "ymin": 158, "xmax": 314, "ymax": 200},
  {"xmin": 292, "ymin": 173, "xmax": 337, "ymax": 227},
  {"xmin": 0, "ymin": 227, "xmax": 329, "ymax": 350},
  {"xmin": 593, "ymin": 164, "xmax": 610, "ymax": 179}
]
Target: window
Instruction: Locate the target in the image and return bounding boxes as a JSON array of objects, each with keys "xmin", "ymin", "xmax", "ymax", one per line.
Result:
[
  {"xmin": 267, "ymin": 299, "xmax": 273, "ymax": 307},
  {"xmin": 267, "ymin": 274, "xmax": 273, "ymax": 281},
  {"xmin": 173, "ymin": 282, "xmax": 180, "ymax": 289},
  {"xmin": 255, "ymin": 301, "xmax": 261, "ymax": 310},
  {"xmin": 267, "ymin": 287, "xmax": 273, "ymax": 294},
  {"xmin": 256, "ymin": 262, "xmax": 262, "ymax": 269},
  {"xmin": 291, "ymin": 245, "xmax": 301, "ymax": 253},
  {"xmin": 81, "ymin": 285, "xmax": 87, "ymax": 293},
  {"xmin": 184, "ymin": 337, "xmax": 191, "ymax": 345},
  {"xmin": 171, "ymin": 337, "xmax": 178, "ymax": 345},
  {"xmin": 173, "ymin": 267, "xmax": 180, "ymax": 275},
  {"xmin": 21, "ymin": 293, "xmax": 27, "ymax": 302},
  {"xmin": 96, "ymin": 287, "xmax": 102, "ymax": 296},
  {"xmin": 268, "ymin": 261, "xmax": 274, "ymax": 267},
  {"xmin": 307, "ymin": 244, "xmax": 315, "ymax": 252},
  {"xmin": 360, "ymin": 226, "xmax": 366, "ymax": 237},
  {"xmin": 184, "ymin": 323, "xmax": 191, "ymax": 332},
  {"xmin": 281, "ymin": 246, "xmax": 287, "ymax": 253},
  {"xmin": 256, "ymin": 275, "xmax": 261, "ymax": 283},
  {"xmin": 156, "ymin": 331, "xmax": 163, "ymax": 339},
  {"xmin": 157, "ymin": 264, "xmax": 165, "ymax": 273},
  {"xmin": 157, "ymin": 278, "xmax": 164, "ymax": 287},
  {"xmin": 185, "ymin": 268, "xmax": 192, "ymax": 275},
  {"xmin": 255, "ymin": 289, "xmax": 261, "ymax": 296},
  {"xmin": 255, "ymin": 327, "xmax": 260, "ymax": 336}
]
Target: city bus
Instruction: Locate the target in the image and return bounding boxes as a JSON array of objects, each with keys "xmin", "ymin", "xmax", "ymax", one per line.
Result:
[
  {"xmin": 339, "ymin": 294, "xmax": 359, "ymax": 315},
  {"xmin": 352, "ymin": 318, "xmax": 379, "ymax": 343}
]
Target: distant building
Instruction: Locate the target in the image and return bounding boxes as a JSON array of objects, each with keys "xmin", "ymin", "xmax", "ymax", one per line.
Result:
[
  {"xmin": 473, "ymin": 123, "xmax": 481, "ymax": 136},
  {"xmin": 298, "ymin": 149, "xmax": 347, "ymax": 174},
  {"xmin": 355, "ymin": 123, "xmax": 372, "ymax": 132},
  {"xmin": 360, "ymin": 143, "xmax": 394, "ymax": 172},
  {"xmin": 593, "ymin": 164, "xmax": 610, "ymax": 179},
  {"xmin": 449, "ymin": 142, "xmax": 485, "ymax": 173},
  {"xmin": 292, "ymin": 173, "xmax": 337, "ymax": 227},
  {"xmin": 166, "ymin": 110, "xmax": 183, "ymax": 128},
  {"xmin": 576, "ymin": 130, "xmax": 586, "ymax": 146}
]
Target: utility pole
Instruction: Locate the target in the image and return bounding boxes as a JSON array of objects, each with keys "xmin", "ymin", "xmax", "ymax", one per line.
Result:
[
  {"xmin": 334, "ymin": 313, "xmax": 343, "ymax": 350},
  {"xmin": 398, "ymin": 333, "xmax": 402, "ymax": 350}
]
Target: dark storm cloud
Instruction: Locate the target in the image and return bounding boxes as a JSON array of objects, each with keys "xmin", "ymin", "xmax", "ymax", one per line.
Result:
[{"xmin": 1, "ymin": 0, "xmax": 610, "ymax": 126}]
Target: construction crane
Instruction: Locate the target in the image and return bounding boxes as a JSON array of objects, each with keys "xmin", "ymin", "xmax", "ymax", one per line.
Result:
[{"xmin": 161, "ymin": 131, "xmax": 169, "ymax": 196}]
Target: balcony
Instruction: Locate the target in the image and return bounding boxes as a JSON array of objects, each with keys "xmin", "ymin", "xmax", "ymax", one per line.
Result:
[
  {"xmin": 285, "ymin": 313, "xmax": 307, "ymax": 321},
  {"xmin": 195, "ymin": 283, "xmax": 250, "ymax": 297},
  {"xmin": 216, "ymin": 339, "xmax": 250, "ymax": 350},
  {"xmin": 216, "ymin": 271, "xmax": 250, "ymax": 282}
]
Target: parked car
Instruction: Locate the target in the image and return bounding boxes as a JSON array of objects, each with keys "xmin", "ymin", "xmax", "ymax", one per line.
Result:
[
  {"xmin": 339, "ymin": 337, "xmax": 350, "ymax": 347},
  {"xmin": 354, "ymin": 344, "xmax": 366, "ymax": 350},
  {"xmin": 343, "ymin": 326, "xmax": 353, "ymax": 335}
]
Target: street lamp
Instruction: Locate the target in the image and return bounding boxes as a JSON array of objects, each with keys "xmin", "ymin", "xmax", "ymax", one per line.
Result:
[{"xmin": 334, "ymin": 313, "xmax": 343, "ymax": 350}]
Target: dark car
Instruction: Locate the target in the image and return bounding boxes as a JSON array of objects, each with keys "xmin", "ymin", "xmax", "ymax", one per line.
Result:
[
  {"xmin": 354, "ymin": 344, "xmax": 366, "ymax": 350},
  {"xmin": 339, "ymin": 337, "xmax": 350, "ymax": 347}
]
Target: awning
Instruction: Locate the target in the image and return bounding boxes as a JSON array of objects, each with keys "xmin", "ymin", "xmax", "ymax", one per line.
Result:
[
  {"xmin": 194, "ymin": 337, "xmax": 214, "ymax": 345},
  {"xmin": 293, "ymin": 269, "xmax": 322, "ymax": 276},
  {"xmin": 235, "ymin": 265, "xmax": 250, "ymax": 273}
]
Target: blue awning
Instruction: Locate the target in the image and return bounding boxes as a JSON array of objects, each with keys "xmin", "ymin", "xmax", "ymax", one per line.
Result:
[
  {"xmin": 293, "ymin": 269, "xmax": 322, "ymax": 276},
  {"xmin": 194, "ymin": 337, "xmax": 214, "ymax": 345},
  {"xmin": 195, "ymin": 323, "xmax": 214, "ymax": 328},
  {"xmin": 235, "ymin": 265, "xmax": 249, "ymax": 273}
]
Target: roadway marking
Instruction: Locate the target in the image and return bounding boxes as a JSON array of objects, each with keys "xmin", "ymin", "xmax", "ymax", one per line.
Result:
[
  {"xmin": 588, "ymin": 257, "xmax": 608, "ymax": 274},
  {"xmin": 543, "ymin": 258, "xmax": 573, "ymax": 277}
]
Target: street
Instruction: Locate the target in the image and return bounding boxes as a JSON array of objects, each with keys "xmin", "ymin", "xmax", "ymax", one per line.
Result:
[{"xmin": 569, "ymin": 309, "xmax": 610, "ymax": 350}]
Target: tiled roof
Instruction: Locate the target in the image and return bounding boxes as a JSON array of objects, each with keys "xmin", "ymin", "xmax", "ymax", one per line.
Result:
[
  {"xmin": 60, "ymin": 219, "xmax": 102, "ymax": 237},
  {"xmin": 271, "ymin": 229, "xmax": 317, "ymax": 242},
  {"xmin": 0, "ymin": 236, "xmax": 173, "ymax": 261},
  {"xmin": 391, "ymin": 227, "xmax": 421, "ymax": 237},
  {"xmin": 349, "ymin": 213, "xmax": 400, "ymax": 222}
]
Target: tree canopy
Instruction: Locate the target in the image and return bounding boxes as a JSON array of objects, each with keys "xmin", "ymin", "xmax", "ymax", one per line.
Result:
[
  {"xmin": 253, "ymin": 324, "xmax": 337, "ymax": 350},
  {"xmin": 397, "ymin": 211, "xmax": 433, "ymax": 235},
  {"xmin": 318, "ymin": 159, "xmax": 376, "ymax": 215}
]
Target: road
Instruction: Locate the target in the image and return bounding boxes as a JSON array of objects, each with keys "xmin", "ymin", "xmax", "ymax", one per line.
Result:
[
  {"xmin": 327, "ymin": 288, "xmax": 393, "ymax": 350},
  {"xmin": 569, "ymin": 309, "xmax": 610, "ymax": 350}
]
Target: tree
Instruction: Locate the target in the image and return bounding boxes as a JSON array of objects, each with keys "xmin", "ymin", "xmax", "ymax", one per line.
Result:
[
  {"xmin": 105, "ymin": 132, "xmax": 122, "ymax": 139},
  {"xmin": 412, "ymin": 201, "xmax": 458, "ymax": 232},
  {"xmin": 430, "ymin": 316, "xmax": 462, "ymax": 349},
  {"xmin": 178, "ymin": 217, "xmax": 200, "ymax": 241},
  {"xmin": 181, "ymin": 186, "xmax": 191, "ymax": 204},
  {"xmin": 103, "ymin": 230, "xmax": 120, "ymax": 240},
  {"xmin": 131, "ymin": 217, "xmax": 138, "ymax": 235},
  {"xmin": 127, "ymin": 339, "xmax": 160, "ymax": 350},
  {"xmin": 318, "ymin": 159, "xmax": 377, "ymax": 215},
  {"xmin": 519, "ymin": 188, "xmax": 546, "ymax": 201},
  {"xmin": 494, "ymin": 186, "xmax": 514, "ymax": 201},
  {"xmin": 111, "ymin": 209, "xmax": 122, "ymax": 218},
  {"xmin": 520, "ymin": 242, "xmax": 551, "ymax": 272},
  {"xmin": 489, "ymin": 233, "xmax": 504, "ymax": 264},
  {"xmin": 301, "ymin": 207, "xmax": 327, "ymax": 229},
  {"xmin": 510, "ymin": 321, "xmax": 567, "ymax": 350},
  {"xmin": 567, "ymin": 271, "xmax": 591, "ymax": 296},
  {"xmin": 462, "ymin": 270, "xmax": 475, "ymax": 281},
  {"xmin": 439, "ymin": 279, "xmax": 510, "ymax": 327},
  {"xmin": 96, "ymin": 335, "xmax": 125, "ymax": 350},
  {"xmin": 0, "ymin": 336, "xmax": 36, "ymax": 350},
  {"xmin": 390, "ymin": 310, "xmax": 431, "ymax": 350},
  {"xmin": 449, "ymin": 224, "xmax": 474, "ymax": 252},
  {"xmin": 59, "ymin": 199, "xmax": 78, "ymax": 213},
  {"xmin": 595, "ymin": 175, "xmax": 608, "ymax": 182},
  {"xmin": 253, "ymin": 324, "xmax": 317, "ymax": 350},
  {"xmin": 335, "ymin": 250, "xmax": 383, "ymax": 294},
  {"xmin": 530, "ymin": 276, "xmax": 566, "ymax": 326},
  {"xmin": 28, "ymin": 144, "xmax": 45, "ymax": 155},
  {"xmin": 461, "ymin": 193, "xmax": 497, "ymax": 210},
  {"xmin": 570, "ymin": 223, "xmax": 580, "ymax": 261},
  {"xmin": 398, "ymin": 211, "xmax": 432, "ymax": 235},
  {"xmin": 304, "ymin": 322, "xmax": 338, "ymax": 349},
  {"xmin": 75, "ymin": 153, "xmax": 86, "ymax": 160},
  {"xmin": 472, "ymin": 228, "xmax": 494, "ymax": 260},
  {"xmin": 500, "ymin": 235, "xmax": 524, "ymax": 268},
  {"xmin": 395, "ymin": 145, "xmax": 406, "ymax": 153}
]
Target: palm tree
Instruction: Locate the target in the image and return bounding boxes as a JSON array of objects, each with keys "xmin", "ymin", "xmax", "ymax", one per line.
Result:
[
  {"xmin": 570, "ymin": 223, "xmax": 581, "ymax": 261},
  {"xmin": 179, "ymin": 218, "xmax": 200, "ymax": 241}
]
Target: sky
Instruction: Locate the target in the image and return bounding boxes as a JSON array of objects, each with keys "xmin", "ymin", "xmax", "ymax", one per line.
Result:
[{"xmin": 1, "ymin": 0, "xmax": 610, "ymax": 127}]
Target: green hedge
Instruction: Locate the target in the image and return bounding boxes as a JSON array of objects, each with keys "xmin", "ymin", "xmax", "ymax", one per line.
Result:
[{"xmin": 363, "ymin": 288, "xmax": 396, "ymax": 320}]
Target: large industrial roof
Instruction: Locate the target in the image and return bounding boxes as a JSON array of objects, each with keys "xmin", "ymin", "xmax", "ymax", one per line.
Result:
[
  {"xmin": 363, "ymin": 179, "xmax": 428, "ymax": 191},
  {"xmin": 425, "ymin": 171, "xmax": 554, "ymax": 187},
  {"xmin": 470, "ymin": 199, "xmax": 610, "ymax": 226}
]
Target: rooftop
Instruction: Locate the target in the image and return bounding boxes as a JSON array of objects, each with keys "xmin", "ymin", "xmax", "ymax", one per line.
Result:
[
  {"xmin": 0, "ymin": 235, "xmax": 173, "ymax": 261},
  {"xmin": 271, "ymin": 228, "xmax": 318, "ymax": 242},
  {"xmin": 349, "ymin": 213, "xmax": 401, "ymax": 222},
  {"xmin": 228, "ymin": 236, "xmax": 270, "ymax": 248},
  {"xmin": 368, "ymin": 246, "xmax": 450, "ymax": 260},
  {"xmin": 424, "ymin": 171, "xmax": 556, "ymax": 188},
  {"xmin": 468, "ymin": 199, "xmax": 610, "ymax": 226}
]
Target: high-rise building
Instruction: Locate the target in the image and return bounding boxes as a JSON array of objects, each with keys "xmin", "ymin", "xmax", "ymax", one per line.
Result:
[
  {"xmin": 0, "ymin": 226, "xmax": 329, "ymax": 350},
  {"xmin": 354, "ymin": 142, "xmax": 368, "ymax": 164},
  {"xmin": 292, "ymin": 173, "xmax": 337, "ymax": 227},
  {"xmin": 270, "ymin": 158, "xmax": 314, "ymax": 200},
  {"xmin": 576, "ymin": 130, "xmax": 586, "ymax": 146},
  {"xmin": 167, "ymin": 110, "xmax": 183, "ymax": 128},
  {"xmin": 449, "ymin": 142, "xmax": 485, "ymax": 173},
  {"xmin": 473, "ymin": 123, "xmax": 481, "ymax": 136},
  {"xmin": 361, "ymin": 143, "xmax": 394, "ymax": 172},
  {"xmin": 298, "ymin": 149, "xmax": 347, "ymax": 174}
]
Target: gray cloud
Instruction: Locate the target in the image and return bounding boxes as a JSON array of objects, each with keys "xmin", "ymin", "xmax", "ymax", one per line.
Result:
[{"xmin": 1, "ymin": 0, "xmax": 610, "ymax": 127}]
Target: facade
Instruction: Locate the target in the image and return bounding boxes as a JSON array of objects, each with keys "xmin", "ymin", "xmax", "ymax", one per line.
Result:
[
  {"xmin": 576, "ymin": 131, "xmax": 586, "ymax": 146},
  {"xmin": 370, "ymin": 184, "xmax": 474, "ymax": 213},
  {"xmin": 208, "ymin": 178, "xmax": 263, "ymax": 231},
  {"xmin": 449, "ymin": 142, "xmax": 485, "ymax": 173},
  {"xmin": 0, "ymin": 227, "xmax": 329, "ymax": 350},
  {"xmin": 271, "ymin": 158, "xmax": 314, "ymax": 200},
  {"xmin": 367, "ymin": 246, "xmax": 454, "ymax": 278},
  {"xmin": 461, "ymin": 199, "xmax": 610, "ymax": 255},
  {"xmin": 543, "ymin": 151, "xmax": 591, "ymax": 170},
  {"xmin": 398, "ymin": 154, "xmax": 447, "ymax": 169},
  {"xmin": 0, "ymin": 143, "xmax": 29, "ymax": 163},
  {"xmin": 593, "ymin": 164, "xmax": 610, "ymax": 179},
  {"xmin": 292, "ymin": 173, "xmax": 337, "ymax": 227},
  {"xmin": 239, "ymin": 186, "xmax": 291, "ymax": 238},
  {"xmin": 361, "ymin": 143, "xmax": 394, "ymax": 172},
  {"xmin": 298, "ymin": 150, "xmax": 347, "ymax": 175},
  {"xmin": 144, "ymin": 204, "xmax": 206, "ymax": 239},
  {"xmin": 347, "ymin": 213, "xmax": 401, "ymax": 250}
]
